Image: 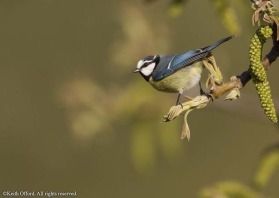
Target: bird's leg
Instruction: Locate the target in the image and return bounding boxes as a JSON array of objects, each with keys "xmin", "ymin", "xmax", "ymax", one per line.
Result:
[
  {"xmin": 199, "ymin": 81, "xmax": 213, "ymax": 101},
  {"xmin": 176, "ymin": 92, "xmax": 190, "ymax": 107},
  {"xmin": 199, "ymin": 81, "xmax": 206, "ymax": 95},
  {"xmin": 176, "ymin": 93, "xmax": 181, "ymax": 106}
]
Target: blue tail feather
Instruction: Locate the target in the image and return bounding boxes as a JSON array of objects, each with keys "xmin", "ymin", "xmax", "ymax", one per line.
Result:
[{"xmin": 204, "ymin": 35, "xmax": 234, "ymax": 52}]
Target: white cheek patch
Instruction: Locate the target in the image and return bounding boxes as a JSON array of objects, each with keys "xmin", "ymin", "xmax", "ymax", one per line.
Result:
[
  {"xmin": 137, "ymin": 60, "xmax": 144, "ymax": 69},
  {"xmin": 141, "ymin": 63, "xmax": 156, "ymax": 76}
]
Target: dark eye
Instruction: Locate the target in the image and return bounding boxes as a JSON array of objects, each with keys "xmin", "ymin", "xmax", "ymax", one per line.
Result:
[{"xmin": 143, "ymin": 62, "xmax": 151, "ymax": 67}]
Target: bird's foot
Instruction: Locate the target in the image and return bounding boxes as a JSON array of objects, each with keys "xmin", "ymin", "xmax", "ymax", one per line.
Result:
[{"xmin": 199, "ymin": 81, "xmax": 213, "ymax": 101}]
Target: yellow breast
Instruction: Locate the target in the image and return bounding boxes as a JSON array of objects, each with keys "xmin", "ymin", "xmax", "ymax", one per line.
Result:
[{"xmin": 149, "ymin": 62, "xmax": 203, "ymax": 93}]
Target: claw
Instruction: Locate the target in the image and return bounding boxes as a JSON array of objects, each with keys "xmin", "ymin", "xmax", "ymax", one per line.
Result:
[{"xmin": 199, "ymin": 81, "xmax": 213, "ymax": 101}]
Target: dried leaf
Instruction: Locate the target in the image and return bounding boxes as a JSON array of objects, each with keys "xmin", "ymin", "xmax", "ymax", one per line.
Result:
[
  {"xmin": 181, "ymin": 109, "xmax": 193, "ymax": 140},
  {"xmin": 224, "ymin": 88, "xmax": 240, "ymax": 101}
]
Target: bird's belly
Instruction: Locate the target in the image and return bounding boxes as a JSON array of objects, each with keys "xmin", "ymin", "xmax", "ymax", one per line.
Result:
[{"xmin": 149, "ymin": 64, "xmax": 202, "ymax": 93}]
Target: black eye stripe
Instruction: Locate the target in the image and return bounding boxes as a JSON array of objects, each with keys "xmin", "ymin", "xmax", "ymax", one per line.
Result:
[
  {"xmin": 139, "ymin": 55, "xmax": 159, "ymax": 68},
  {"xmin": 140, "ymin": 60, "xmax": 154, "ymax": 67}
]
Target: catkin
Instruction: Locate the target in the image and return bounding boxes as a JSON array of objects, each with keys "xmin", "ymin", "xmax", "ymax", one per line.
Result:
[{"xmin": 249, "ymin": 26, "xmax": 277, "ymax": 123}]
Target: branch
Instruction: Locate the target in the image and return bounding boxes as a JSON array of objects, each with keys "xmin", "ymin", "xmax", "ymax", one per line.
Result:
[
  {"xmin": 162, "ymin": 56, "xmax": 244, "ymax": 140},
  {"xmin": 162, "ymin": 1, "xmax": 279, "ymax": 140},
  {"xmin": 238, "ymin": 23, "xmax": 279, "ymax": 87},
  {"xmin": 163, "ymin": 24, "xmax": 279, "ymax": 140}
]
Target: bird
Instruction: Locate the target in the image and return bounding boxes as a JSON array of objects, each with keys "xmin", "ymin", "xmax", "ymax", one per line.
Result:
[{"xmin": 133, "ymin": 36, "xmax": 233, "ymax": 104}]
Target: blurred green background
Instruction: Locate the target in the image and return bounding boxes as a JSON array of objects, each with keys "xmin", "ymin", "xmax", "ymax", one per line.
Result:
[{"xmin": 0, "ymin": 0, "xmax": 278, "ymax": 197}]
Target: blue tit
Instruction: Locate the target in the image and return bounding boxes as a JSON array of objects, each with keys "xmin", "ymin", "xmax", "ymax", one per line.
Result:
[{"xmin": 133, "ymin": 36, "xmax": 233, "ymax": 104}]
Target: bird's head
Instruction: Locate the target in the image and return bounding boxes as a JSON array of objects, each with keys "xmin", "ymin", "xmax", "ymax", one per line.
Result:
[{"xmin": 134, "ymin": 55, "xmax": 160, "ymax": 81}]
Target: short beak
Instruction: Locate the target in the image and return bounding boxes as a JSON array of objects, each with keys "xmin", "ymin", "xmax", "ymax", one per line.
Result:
[{"xmin": 133, "ymin": 68, "xmax": 139, "ymax": 73}]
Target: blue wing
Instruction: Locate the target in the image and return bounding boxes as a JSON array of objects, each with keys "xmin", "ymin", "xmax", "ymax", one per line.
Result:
[{"xmin": 152, "ymin": 35, "xmax": 233, "ymax": 81}]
